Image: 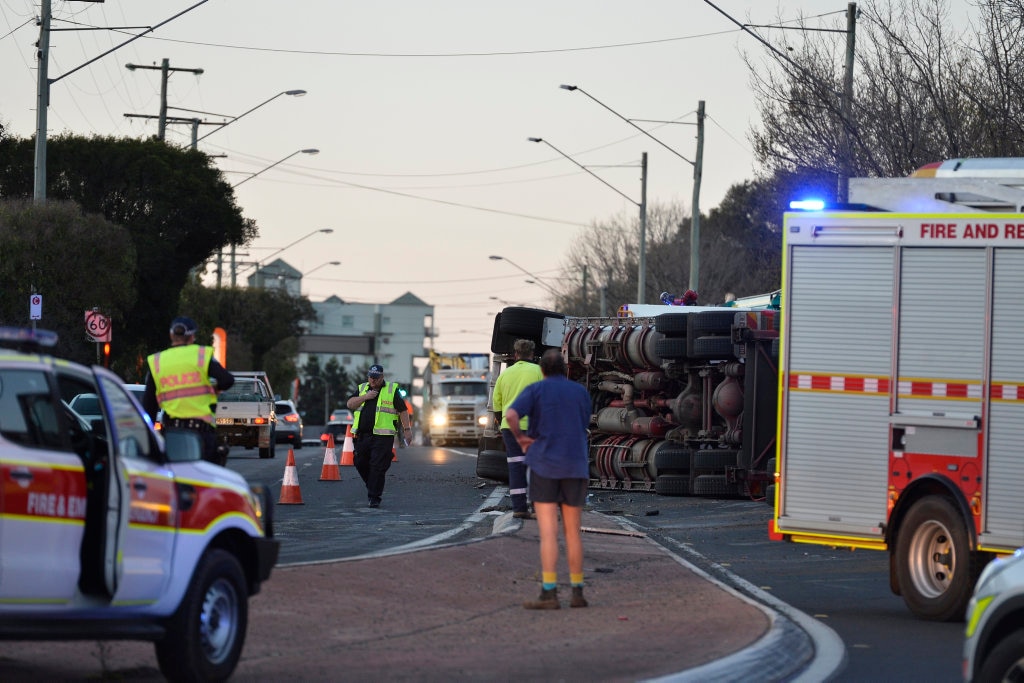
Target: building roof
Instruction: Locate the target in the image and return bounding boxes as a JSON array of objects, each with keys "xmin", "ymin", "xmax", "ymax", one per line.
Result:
[{"xmin": 390, "ymin": 291, "xmax": 428, "ymax": 306}]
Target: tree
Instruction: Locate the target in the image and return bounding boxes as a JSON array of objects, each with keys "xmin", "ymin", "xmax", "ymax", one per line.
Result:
[
  {"xmin": 297, "ymin": 355, "xmax": 354, "ymax": 424},
  {"xmin": 0, "ymin": 133, "xmax": 255, "ymax": 372},
  {"xmin": 0, "ymin": 199, "xmax": 137, "ymax": 370},
  {"xmin": 746, "ymin": 0, "xmax": 1024, "ymax": 184}
]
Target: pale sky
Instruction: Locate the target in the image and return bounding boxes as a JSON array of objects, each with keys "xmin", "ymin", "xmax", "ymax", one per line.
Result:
[{"xmin": 0, "ymin": 1, "xmax": 971, "ymax": 354}]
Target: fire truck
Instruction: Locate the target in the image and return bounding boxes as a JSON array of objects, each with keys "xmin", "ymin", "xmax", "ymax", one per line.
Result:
[
  {"xmin": 485, "ymin": 158, "xmax": 1024, "ymax": 622},
  {"xmin": 772, "ymin": 158, "xmax": 1024, "ymax": 621}
]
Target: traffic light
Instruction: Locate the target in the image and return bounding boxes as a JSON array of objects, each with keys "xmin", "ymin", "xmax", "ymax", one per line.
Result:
[
  {"xmin": 102, "ymin": 342, "xmax": 111, "ymax": 368},
  {"xmin": 398, "ymin": 386, "xmax": 408, "ymax": 398}
]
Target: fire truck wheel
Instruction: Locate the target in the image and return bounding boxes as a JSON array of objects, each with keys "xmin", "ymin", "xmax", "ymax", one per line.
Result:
[
  {"xmin": 654, "ymin": 312, "xmax": 690, "ymax": 335},
  {"xmin": 155, "ymin": 549, "xmax": 248, "ymax": 682},
  {"xmin": 654, "ymin": 337, "xmax": 688, "ymax": 360},
  {"xmin": 977, "ymin": 628, "xmax": 1024, "ymax": 682},
  {"xmin": 690, "ymin": 336, "xmax": 737, "ymax": 360},
  {"xmin": 654, "ymin": 474, "xmax": 690, "ymax": 496},
  {"xmin": 895, "ymin": 496, "xmax": 976, "ymax": 621},
  {"xmin": 476, "ymin": 449, "xmax": 509, "ymax": 483},
  {"xmin": 498, "ymin": 307, "xmax": 564, "ymax": 339}
]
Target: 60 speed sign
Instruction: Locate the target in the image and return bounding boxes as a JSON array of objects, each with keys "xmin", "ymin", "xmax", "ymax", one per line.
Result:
[{"xmin": 85, "ymin": 310, "xmax": 111, "ymax": 343}]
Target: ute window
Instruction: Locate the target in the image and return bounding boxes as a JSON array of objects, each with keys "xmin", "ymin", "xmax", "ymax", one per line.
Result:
[
  {"xmin": 97, "ymin": 375, "xmax": 155, "ymax": 461},
  {"xmin": 0, "ymin": 369, "xmax": 64, "ymax": 449}
]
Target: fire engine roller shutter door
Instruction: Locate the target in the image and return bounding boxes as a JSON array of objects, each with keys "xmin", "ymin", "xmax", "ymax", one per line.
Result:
[
  {"xmin": 896, "ymin": 248, "xmax": 985, "ymax": 426},
  {"xmin": 780, "ymin": 245, "xmax": 893, "ymax": 535},
  {"xmin": 982, "ymin": 249, "xmax": 1024, "ymax": 548}
]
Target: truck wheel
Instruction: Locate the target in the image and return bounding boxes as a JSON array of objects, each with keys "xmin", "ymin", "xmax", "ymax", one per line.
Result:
[
  {"xmin": 895, "ymin": 496, "xmax": 976, "ymax": 621},
  {"xmin": 977, "ymin": 628, "xmax": 1024, "ymax": 682},
  {"xmin": 692, "ymin": 450, "xmax": 739, "ymax": 471},
  {"xmin": 654, "ymin": 337, "xmax": 688, "ymax": 360},
  {"xmin": 655, "ymin": 312, "xmax": 689, "ymax": 335},
  {"xmin": 690, "ymin": 336, "xmax": 736, "ymax": 360},
  {"xmin": 476, "ymin": 449, "xmax": 509, "ymax": 482},
  {"xmin": 653, "ymin": 446, "xmax": 690, "ymax": 473},
  {"xmin": 155, "ymin": 548, "xmax": 248, "ymax": 682},
  {"xmin": 692, "ymin": 474, "xmax": 739, "ymax": 497},
  {"xmin": 259, "ymin": 437, "xmax": 276, "ymax": 459},
  {"xmin": 654, "ymin": 474, "xmax": 690, "ymax": 496},
  {"xmin": 491, "ymin": 313, "xmax": 518, "ymax": 355},
  {"xmin": 499, "ymin": 306, "xmax": 563, "ymax": 338},
  {"xmin": 687, "ymin": 310, "xmax": 736, "ymax": 336}
]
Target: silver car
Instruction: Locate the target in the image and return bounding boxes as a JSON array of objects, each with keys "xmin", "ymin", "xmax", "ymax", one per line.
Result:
[{"xmin": 964, "ymin": 549, "xmax": 1024, "ymax": 681}]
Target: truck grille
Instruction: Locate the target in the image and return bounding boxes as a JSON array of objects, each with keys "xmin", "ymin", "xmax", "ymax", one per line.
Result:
[{"xmin": 447, "ymin": 406, "xmax": 477, "ymax": 427}]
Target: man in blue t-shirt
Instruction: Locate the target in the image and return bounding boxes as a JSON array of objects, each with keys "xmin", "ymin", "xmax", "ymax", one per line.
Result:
[{"xmin": 506, "ymin": 348, "xmax": 592, "ymax": 610}]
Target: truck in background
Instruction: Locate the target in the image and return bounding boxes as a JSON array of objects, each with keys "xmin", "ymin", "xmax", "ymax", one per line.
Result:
[
  {"xmin": 215, "ymin": 370, "xmax": 276, "ymax": 460},
  {"xmin": 483, "ymin": 158, "xmax": 1024, "ymax": 622},
  {"xmin": 422, "ymin": 351, "xmax": 490, "ymax": 447}
]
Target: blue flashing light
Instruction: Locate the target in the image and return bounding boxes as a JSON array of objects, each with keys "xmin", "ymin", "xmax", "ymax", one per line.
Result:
[{"xmin": 789, "ymin": 199, "xmax": 826, "ymax": 211}]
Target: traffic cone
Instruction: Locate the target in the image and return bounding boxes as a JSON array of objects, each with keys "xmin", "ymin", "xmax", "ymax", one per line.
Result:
[
  {"xmin": 278, "ymin": 448, "xmax": 304, "ymax": 505},
  {"xmin": 392, "ymin": 438, "xmax": 398, "ymax": 462},
  {"xmin": 319, "ymin": 433, "xmax": 341, "ymax": 481},
  {"xmin": 339, "ymin": 425, "xmax": 355, "ymax": 466}
]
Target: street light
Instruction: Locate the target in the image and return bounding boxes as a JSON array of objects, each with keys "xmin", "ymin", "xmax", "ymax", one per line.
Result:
[
  {"xmin": 488, "ymin": 255, "xmax": 560, "ymax": 297},
  {"xmin": 528, "ymin": 137, "xmax": 648, "ymax": 304},
  {"xmin": 231, "ymin": 148, "xmax": 319, "ymax": 188},
  {"xmin": 195, "ymin": 89, "xmax": 307, "ymax": 144},
  {"xmin": 235, "ymin": 228, "xmax": 334, "ymax": 287},
  {"xmin": 560, "ymin": 83, "xmax": 704, "ymax": 293},
  {"xmin": 304, "ymin": 260, "xmax": 341, "ymax": 277}
]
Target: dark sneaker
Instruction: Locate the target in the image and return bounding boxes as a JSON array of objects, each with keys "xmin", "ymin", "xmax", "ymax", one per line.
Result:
[
  {"xmin": 523, "ymin": 587, "xmax": 559, "ymax": 610},
  {"xmin": 570, "ymin": 586, "xmax": 588, "ymax": 608},
  {"xmin": 368, "ymin": 501, "xmax": 380, "ymax": 508},
  {"xmin": 512, "ymin": 510, "xmax": 533, "ymax": 519}
]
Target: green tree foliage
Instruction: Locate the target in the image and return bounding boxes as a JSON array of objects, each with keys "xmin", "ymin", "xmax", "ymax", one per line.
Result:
[
  {"xmin": 0, "ymin": 199, "xmax": 137, "ymax": 369},
  {"xmin": 179, "ymin": 281, "xmax": 318, "ymax": 390},
  {"xmin": 0, "ymin": 133, "xmax": 255, "ymax": 370},
  {"xmin": 297, "ymin": 355, "xmax": 355, "ymax": 424}
]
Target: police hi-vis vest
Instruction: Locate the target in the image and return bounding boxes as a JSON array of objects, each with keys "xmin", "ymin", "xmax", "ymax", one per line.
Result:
[
  {"xmin": 352, "ymin": 381, "xmax": 400, "ymax": 436},
  {"xmin": 147, "ymin": 345, "xmax": 217, "ymax": 422}
]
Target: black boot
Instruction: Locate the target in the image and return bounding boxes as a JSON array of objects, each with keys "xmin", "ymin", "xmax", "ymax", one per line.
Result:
[
  {"xmin": 570, "ymin": 586, "xmax": 588, "ymax": 608},
  {"xmin": 523, "ymin": 587, "xmax": 560, "ymax": 610}
]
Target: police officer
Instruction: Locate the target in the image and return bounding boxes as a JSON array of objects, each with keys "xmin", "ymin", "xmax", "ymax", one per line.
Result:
[
  {"xmin": 143, "ymin": 317, "xmax": 234, "ymax": 465},
  {"xmin": 346, "ymin": 364, "xmax": 412, "ymax": 508}
]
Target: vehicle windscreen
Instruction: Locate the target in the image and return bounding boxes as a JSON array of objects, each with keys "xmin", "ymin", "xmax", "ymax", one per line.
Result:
[
  {"xmin": 219, "ymin": 380, "xmax": 262, "ymax": 402},
  {"xmin": 440, "ymin": 382, "xmax": 487, "ymax": 397}
]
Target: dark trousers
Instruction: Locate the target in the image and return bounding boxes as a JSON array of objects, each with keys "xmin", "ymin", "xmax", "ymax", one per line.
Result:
[
  {"xmin": 353, "ymin": 434, "xmax": 394, "ymax": 504},
  {"xmin": 501, "ymin": 429, "xmax": 529, "ymax": 513}
]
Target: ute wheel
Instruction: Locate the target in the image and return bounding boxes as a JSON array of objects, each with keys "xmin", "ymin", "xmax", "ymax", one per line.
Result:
[
  {"xmin": 655, "ymin": 474, "xmax": 690, "ymax": 497},
  {"xmin": 895, "ymin": 496, "xmax": 978, "ymax": 621},
  {"xmin": 977, "ymin": 629, "xmax": 1024, "ymax": 683},
  {"xmin": 155, "ymin": 549, "xmax": 248, "ymax": 683},
  {"xmin": 476, "ymin": 449, "xmax": 509, "ymax": 482}
]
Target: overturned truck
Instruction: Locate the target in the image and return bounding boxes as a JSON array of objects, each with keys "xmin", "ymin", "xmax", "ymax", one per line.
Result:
[{"xmin": 481, "ymin": 303, "xmax": 780, "ymax": 499}]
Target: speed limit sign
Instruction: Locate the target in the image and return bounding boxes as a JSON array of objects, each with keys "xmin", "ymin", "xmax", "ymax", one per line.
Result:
[{"xmin": 85, "ymin": 310, "xmax": 111, "ymax": 343}]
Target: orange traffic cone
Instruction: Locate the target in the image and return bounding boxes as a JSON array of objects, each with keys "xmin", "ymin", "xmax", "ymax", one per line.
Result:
[
  {"xmin": 319, "ymin": 433, "xmax": 341, "ymax": 481},
  {"xmin": 339, "ymin": 425, "xmax": 355, "ymax": 466},
  {"xmin": 278, "ymin": 448, "xmax": 304, "ymax": 505}
]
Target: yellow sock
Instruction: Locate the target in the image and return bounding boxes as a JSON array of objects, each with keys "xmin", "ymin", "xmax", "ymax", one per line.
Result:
[
  {"xmin": 542, "ymin": 572, "xmax": 557, "ymax": 589},
  {"xmin": 570, "ymin": 572, "xmax": 584, "ymax": 586}
]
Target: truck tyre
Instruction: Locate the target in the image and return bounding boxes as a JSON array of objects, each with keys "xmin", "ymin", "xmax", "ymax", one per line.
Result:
[
  {"xmin": 690, "ymin": 336, "xmax": 736, "ymax": 360},
  {"xmin": 692, "ymin": 449, "xmax": 739, "ymax": 471},
  {"xmin": 258, "ymin": 440, "xmax": 275, "ymax": 459},
  {"xmin": 498, "ymin": 307, "xmax": 563, "ymax": 339},
  {"xmin": 655, "ymin": 474, "xmax": 690, "ymax": 496},
  {"xmin": 653, "ymin": 446, "xmax": 690, "ymax": 473},
  {"xmin": 688, "ymin": 310, "xmax": 736, "ymax": 336},
  {"xmin": 155, "ymin": 548, "xmax": 248, "ymax": 683},
  {"xmin": 655, "ymin": 312, "xmax": 689, "ymax": 336},
  {"xmin": 976, "ymin": 628, "xmax": 1024, "ymax": 683},
  {"xmin": 692, "ymin": 474, "xmax": 739, "ymax": 497},
  {"xmin": 490, "ymin": 313, "xmax": 517, "ymax": 355},
  {"xmin": 476, "ymin": 449, "xmax": 509, "ymax": 482},
  {"xmin": 654, "ymin": 337, "xmax": 688, "ymax": 360},
  {"xmin": 895, "ymin": 496, "xmax": 978, "ymax": 621}
]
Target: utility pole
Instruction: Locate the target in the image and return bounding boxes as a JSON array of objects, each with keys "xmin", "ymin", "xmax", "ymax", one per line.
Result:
[
  {"xmin": 689, "ymin": 100, "xmax": 705, "ymax": 293},
  {"xmin": 638, "ymin": 152, "xmax": 648, "ymax": 304},
  {"xmin": 839, "ymin": 2, "xmax": 857, "ymax": 203},
  {"xmin": 124, "ymin": 58, "xmax": 204, "ymax": 141},
  {"xmin": 33, "ymin": 0, "xmax": 52, "ymax": 201}
]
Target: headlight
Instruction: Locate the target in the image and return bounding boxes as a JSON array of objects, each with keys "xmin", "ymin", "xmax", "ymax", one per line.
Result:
[
  {"xmin": 247, "ymin": 483, "xmax": 272, "ymax": 536},
  {"xmin": 431, "ymin": 413, "xmax": 447, "ymax": 427},
  {"xmin": 477, "ymin": 414, "xmax": 488, "ymax": 427}
]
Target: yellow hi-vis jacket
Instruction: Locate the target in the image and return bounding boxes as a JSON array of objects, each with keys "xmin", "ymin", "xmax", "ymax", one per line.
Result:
[
  {"xmin": 147, "ymin": 345, "xmax": 217, "ymax": 422},
  {"xmin": 352, "ymin": 381, "xmax": 400, "ymax": 436}
]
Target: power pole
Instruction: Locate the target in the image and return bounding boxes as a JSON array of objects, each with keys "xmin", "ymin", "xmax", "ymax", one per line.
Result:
[
  {"xmin": 33, "ymin": 0, "xmax": 52, "ymax": 201},
  {"xmin": 637, "ymin": 152, "xmax": 648, "ymax": 304},
  {"xmin": 689, "ymin": 100, "xmax": 705, "ymax": 293},
  {"xmin": 124, "ymin": 58, "xmax": 204, "ymax": 141},
  {"xmin": 839, "ymin": 2, "xmax": 858, "ymax": 203}
]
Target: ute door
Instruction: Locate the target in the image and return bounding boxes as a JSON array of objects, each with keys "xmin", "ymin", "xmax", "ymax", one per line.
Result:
[{"xmin": 0, "ymin": 368, "xmax": 86, "ymax": 604}]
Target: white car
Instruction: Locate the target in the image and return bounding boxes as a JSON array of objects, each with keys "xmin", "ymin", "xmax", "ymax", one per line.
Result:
[
  {"xmin": 0, "ymin": 327, "xmax": 278, "ymax": 681},
  {"xmin": 964, "ymin": 549, "xmax": 1024, "ymax": 681}
]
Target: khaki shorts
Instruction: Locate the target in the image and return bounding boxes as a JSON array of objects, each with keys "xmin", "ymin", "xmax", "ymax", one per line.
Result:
[{"xmin": 529, "ymin": 472, "xmax": 588, "ymax": 507}]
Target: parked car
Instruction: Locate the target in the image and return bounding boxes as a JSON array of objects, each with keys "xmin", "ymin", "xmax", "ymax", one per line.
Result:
[
  {"xmin": 275, "ymin": 399, "xmax": 303, "ymax": 449},
  {"xmin": 0, "ymin": 326, "xmax": 278, "ymax": 681},
  {"xmin": 964, "ymin": 549, "xmax": 1024, "ymax": 681},
  {"xmin": 68, "ymin": 392, "xmax": 103, "ymax": 424},
  {"xmin": 329, "ymin": 408, "xmax": 353, "ymax": 424},
  {"xmin": 322, "ymin": 420, "xmax": 351, "ymax": 445}
]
